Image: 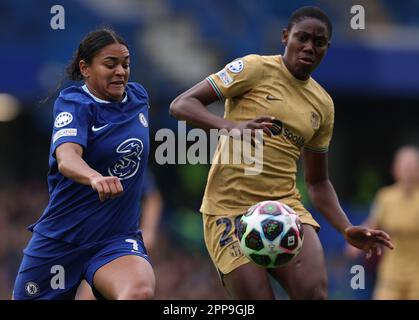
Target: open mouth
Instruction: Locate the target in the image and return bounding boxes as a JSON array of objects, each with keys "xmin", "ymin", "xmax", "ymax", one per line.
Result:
[
  {"xmin": 298, "ymin": 57, "xmax": 314, "ymax": 65},
  {"xmin": 109, "ymin": 80, "xmax": 125, "ymax": 87}
]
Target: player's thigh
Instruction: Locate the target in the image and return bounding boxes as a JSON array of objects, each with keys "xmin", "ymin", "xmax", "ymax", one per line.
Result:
[
  {"xmin": 85, "ymin": 233, "xmax": 154, "ymax": 300},
  {"xmin": 75, "ymin": 280, "xmax": 96, "ymax": 300},
  {"xmin": 222, "ymin": 262, "xmax": 275, "ymax": 299},
  {"xmin": 93, "ymin": 255, "xmax": 155, "ymax": 300},
  {"xmin": 269, "ymin": 224, "xmax": 328, "ymax": 299}
]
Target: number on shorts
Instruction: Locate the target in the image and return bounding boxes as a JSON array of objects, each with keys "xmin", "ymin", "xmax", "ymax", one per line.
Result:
[
  {"xmin": 125, "ymin": 239, "xmax": 139, "ymax": 251},
  {"xmin": 216, "ymin": 216, "xmax": 242, "ymax": 247}
]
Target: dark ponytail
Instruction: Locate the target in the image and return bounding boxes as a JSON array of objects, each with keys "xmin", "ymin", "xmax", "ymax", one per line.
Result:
[
  {"xmin": 66, "ymin": 27, "xmax": 129, "ymax": 81},
  {"xmin": 40, "ymin": 27, "xmax": 128, "ymax": 105}
]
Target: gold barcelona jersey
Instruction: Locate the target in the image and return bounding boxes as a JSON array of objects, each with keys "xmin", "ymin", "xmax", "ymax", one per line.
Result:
[
  {"xmin": 372, "ymin": 185, "xmax": 419, "ymax": 283},
  {"xmin": 200, "ymin": 54, "xmax": 334, "ymax": 216}
]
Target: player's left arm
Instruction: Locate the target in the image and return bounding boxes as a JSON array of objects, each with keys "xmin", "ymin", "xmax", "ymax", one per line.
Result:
[{"xmin": 302, "ymin": 150, "xmax": 394, "ymax": 257}]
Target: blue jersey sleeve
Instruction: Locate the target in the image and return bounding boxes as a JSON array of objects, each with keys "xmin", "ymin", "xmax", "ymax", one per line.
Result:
[
  {"xmin": 51, "ymin": 93, "xmax": 92, "ymax": 154},
  {"xmin": 127, "ymin": 82, "xmax": 149, "ymax": 107}
]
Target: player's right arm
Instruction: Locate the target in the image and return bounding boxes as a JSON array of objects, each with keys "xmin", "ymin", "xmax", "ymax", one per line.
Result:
[
  {"xmin": 169, "ymin": 80, "xmax": 232, "ymax": 130},
  {"xmin": 56, "ymin": 142, "xmax": 123, "ymax": 201},
  {"xmin": 169, "ymin": 80, "xmax": 273, "ymax": 138},
  {"xmin": 52, "ymin": 91, "xmax": 122, "ymax": 202},
  {"xmin": 169, "ymin": 56, "xmax": 273, "ymax": 137}
]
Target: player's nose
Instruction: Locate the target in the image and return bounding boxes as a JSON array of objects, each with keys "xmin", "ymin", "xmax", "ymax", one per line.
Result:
[
  {"xmin": 115, "ymin": 64, "xmax": 126, "ymax": 77},
  {"xmin": 302, "ymin": 40, "xmax": 315, "ymax": 54}
]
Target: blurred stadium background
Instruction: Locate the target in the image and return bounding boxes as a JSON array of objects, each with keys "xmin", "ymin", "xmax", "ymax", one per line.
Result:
[{"xmin": 1, "ymin": 0, "xmax": 419, "ymax": 299}]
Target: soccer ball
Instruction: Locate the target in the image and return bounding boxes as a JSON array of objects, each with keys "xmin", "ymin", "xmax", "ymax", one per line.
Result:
[{"xmin": 237, "ymin": 200, "xmax": 304, "ymax": 268}]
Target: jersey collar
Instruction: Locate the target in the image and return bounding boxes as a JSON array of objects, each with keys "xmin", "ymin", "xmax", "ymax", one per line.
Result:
[{"xmin": 82, "ymin": 84, "xmax": 128, "ymax": 103}]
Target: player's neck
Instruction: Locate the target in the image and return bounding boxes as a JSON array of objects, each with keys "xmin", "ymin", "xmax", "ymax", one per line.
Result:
[
  {"xmin": 281, "ymin": 55, "xmax": 310, "ymax": 81},
  {"xmin": 82, "ymin": 84, "xmax": 127, "ymax": 103}
]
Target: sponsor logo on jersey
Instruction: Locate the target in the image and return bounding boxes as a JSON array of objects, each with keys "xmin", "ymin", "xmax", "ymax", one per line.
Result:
[
  {"xmin": 24, "ymin": 281, "xmax": 40, "ymax": 297},
  {"xmin": 226, "ymin": 59, "xmax": 244, "ymax": 73},
  {"xmin": 53, "ymin": 128, "xmax": 77, "ymax": 143},
  {"xmin": 271, "ymin": 118, "xmax": 305, "ymax": 148},
  {"xmin": 283, "ymin": 127, "xmax": 305, "ymax": 148},
  {"xmin": 139, "ymin": 113, "xmax": 148, "ymax": 127},
  {"xmin": 54, "ymin": 112, "xmax": 73, "ymax": 128},
  {"xmin": 216, "ymin": 69, "xmax": 233, "ymax": 86},
  {"xmin": 108, "ymin": 138, "xmax": 144, "ymax": 180},
  {"xmin": 269, "ymin": 119, "xmax": 283, "ymax": 136}
]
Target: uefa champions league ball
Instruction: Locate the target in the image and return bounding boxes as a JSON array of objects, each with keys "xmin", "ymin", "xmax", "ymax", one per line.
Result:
[{"xmin": 237, "ymin": 200, "xmax": 304, "ymax": 268}]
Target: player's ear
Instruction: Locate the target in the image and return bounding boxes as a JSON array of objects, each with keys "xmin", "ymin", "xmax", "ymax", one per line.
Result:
[
  {"xmin": 281, "ymin": 28, "xmax": 289, "ymax": 46},
  {"xmin": 79, "ymin": 60, "xmax": 90, "ymax": 79}
]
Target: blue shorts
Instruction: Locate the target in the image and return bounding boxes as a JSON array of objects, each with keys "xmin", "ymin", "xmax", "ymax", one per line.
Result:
[{"xmin": 13, "ymin": 232, "xmax": 150, "ymax": 300}]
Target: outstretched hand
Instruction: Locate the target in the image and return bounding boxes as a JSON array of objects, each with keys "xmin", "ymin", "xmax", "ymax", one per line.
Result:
[{"xmin": 344, "ymin": 225, "xmax": 394, "ymax": 259}]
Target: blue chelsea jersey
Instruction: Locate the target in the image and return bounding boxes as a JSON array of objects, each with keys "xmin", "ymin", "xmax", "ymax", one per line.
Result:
[{"xmin": 29, "ymin": 82, "xmax": 150, "ymax": 244}]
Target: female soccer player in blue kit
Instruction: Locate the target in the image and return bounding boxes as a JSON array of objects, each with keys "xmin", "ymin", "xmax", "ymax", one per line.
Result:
[{"xmin": 13, "ymin": 28, "xmax": 155, "ymax": 300}]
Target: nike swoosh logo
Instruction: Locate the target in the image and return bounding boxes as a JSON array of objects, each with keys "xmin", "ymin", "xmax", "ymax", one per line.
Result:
[
  {"xmin": 91, "ymin": 124, "xmax": 109, "ymax": 132},
  {"xmin": 266, "ymin": 95, "xmax": 281, "ymax": 101}
]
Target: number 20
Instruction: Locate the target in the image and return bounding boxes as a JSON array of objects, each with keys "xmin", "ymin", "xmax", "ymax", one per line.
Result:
[{"xmin": 216, "ymin": 216, "xmax": 241, "ymax": 247}]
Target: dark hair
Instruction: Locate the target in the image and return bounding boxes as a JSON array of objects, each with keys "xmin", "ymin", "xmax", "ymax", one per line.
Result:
[
  {"xmin": 287, "ymin": 6, "xmax": 332, "ymax": 40},
  {"xmin": 66, "ymin": 27, "xmax": 129, "ymax": 81}
]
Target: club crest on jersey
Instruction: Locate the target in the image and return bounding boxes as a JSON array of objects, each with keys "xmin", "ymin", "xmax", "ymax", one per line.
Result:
[
  {"xmin": 139, "ymin": 113, "xmax": 148, "ymax": 127},
  {"xmin": 24, "ymin": 281, "xmax": 40, "ymax": 297},
  {"xmin": 310, "ymin": 112, "xmax": 320, "ymax": 129},
  {"xmin": 108, "ymin": 138, "xmax": 144, "ymax": 180},
  {"xmin": 226, "ymin": 59, "xmax": 244, "ymax": 73},
  {"xmin": 54, "ymin": 112, "xmax": 73, "ymax": 128}
]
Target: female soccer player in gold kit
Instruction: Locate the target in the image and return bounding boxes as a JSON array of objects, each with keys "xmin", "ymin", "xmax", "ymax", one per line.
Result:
[{"xmin": 170, "ymin": 6, "xmax": 394, "ymax": 299}]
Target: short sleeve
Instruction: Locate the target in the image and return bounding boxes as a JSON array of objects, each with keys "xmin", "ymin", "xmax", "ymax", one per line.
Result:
[
  {"xmin": 206, "ymin": 55, "xmax": 263, "ymax": 100},
  {"xmin": 304, "ymin": 108, "xmax": 334, "ymax": 153},
  {"xmin": 128, "ymin": 82, "xmax": 149, "ymax": 105},
  {"xmin": 51, "ymin": 95, "xmax": 92, "ymax": 154}
]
